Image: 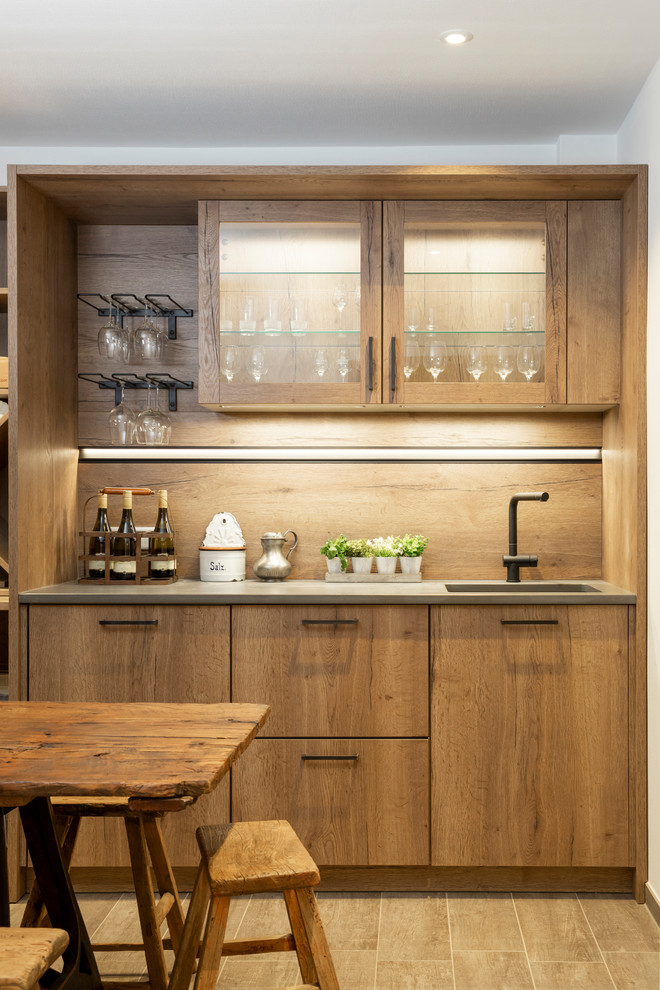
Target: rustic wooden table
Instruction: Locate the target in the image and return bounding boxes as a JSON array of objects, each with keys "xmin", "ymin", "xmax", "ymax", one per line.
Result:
[{"xmin": 0, "ymin": 700, "xmax": 270, "ymax": 990}]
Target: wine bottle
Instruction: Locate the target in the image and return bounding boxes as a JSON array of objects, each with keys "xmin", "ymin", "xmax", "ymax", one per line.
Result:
[
  {"xmin": 148, "ymin": 489, "xmax": 175, "ymax": 580},
  {"xmin": 112, "ymin": 490, "xmax": 137, "ymax": 581},
  {"xmin": 88, "ymin": 492, "xmax": 111, "ymax": 580}
]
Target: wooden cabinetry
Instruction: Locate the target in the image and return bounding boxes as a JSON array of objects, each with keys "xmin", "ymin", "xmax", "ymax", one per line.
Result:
[
  {"xmin": 230, "ymin": 605, "xmax": 429, "ymax": 865},
  {"xmin": 431, "ymin": 604, "xmax": 630, "ymax": 868},
  {"xmin": 198, "ymin": 194, "xmax": 621, "ymax": 409},
  {"xmin": 26, "ymin": 604, "xmax": 231, "ymax": 871}
]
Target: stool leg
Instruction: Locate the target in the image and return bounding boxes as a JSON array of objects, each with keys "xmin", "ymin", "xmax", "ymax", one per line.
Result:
[
  {"xmin": 143, "ymin": 816, "xmax": 186, "ymax": 955},
  {"xmin": 194, "ymin": 894, "xmax": 230, "ymax": 990},
  {"xmin": 283, "ymin": 888, "xmax": 319, "ymax": 985},
  {"xmin": 288, "ymin": 887, "xmax": 340, "ymax": 990},
  {"xmin": 124, "ymin": 816, "xmax": 169, "ymax": 990},
  {"xmin": 169, "ymin": 863, "xmax": 210, "ymax": 990}
]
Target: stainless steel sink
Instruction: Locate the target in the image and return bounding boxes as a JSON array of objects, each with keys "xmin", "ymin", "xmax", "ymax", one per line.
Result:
[{"xmin": 444, "ymin": 582, "xmax": 600, "ymax": 593}]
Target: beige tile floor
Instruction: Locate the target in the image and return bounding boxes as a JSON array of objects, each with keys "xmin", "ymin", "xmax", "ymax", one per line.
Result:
[{"xmin": 10, "ymin": 890, "xmax": 660, "ymax": 989}]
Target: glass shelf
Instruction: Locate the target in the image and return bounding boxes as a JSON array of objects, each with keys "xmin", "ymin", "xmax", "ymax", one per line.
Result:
[
  {"xmin": 405, "ymin": 329, "xmax": 544, "ymax": 336},
  {"xmin": 219, "ymin": 329, "xmax": 361, "ymax": 337},
  {"xmin": 404, "ymin": 270, "xmax": 546, "ymax": 277}
]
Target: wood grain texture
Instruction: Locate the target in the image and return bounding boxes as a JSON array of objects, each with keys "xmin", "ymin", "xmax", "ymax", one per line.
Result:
[
  {"xmin": 567, "ymin": 201, "xmax": 622, "ymax": 404},
  {"xmin": 512, "ymin": 892, "xmax": 601, "ymax": 962},
  {"xmin": 231, "ymin": 605, "xmax": 428, "ymax": 737},
  {"xmin": 431, "ymin": 605, "xmax": 629, "ymax": 868},
  {"xmin": 231, "ymin": 738, "xmax": 429, "ymax": 866},
  {"xmin": 76, "ymin": 222, "xmax": 605, "ymax": 442},
  {"xmin": 0, "ymin": 927, "xmax": 69, "ymax": 990},
  {"xmin": 16, "ymin": 165, "xmax": 643, "ymax": 225},
  {"xmin": 601, "ymin": 171, "xmax": 647, "ymax": 900},
  {"xmin": 0, "ymin": 700, "xmax": 269, "ymax": 803},
  {"xmin": 78, "ymin": 460, "xmax": 603, "ymax": 581},
  {"xmin": 198, "ymin": 820, "xmax": 320, "ymax": 896},
  {"xmin": 447, "ymin": 893, "xmax": 524, "ymax": 952},
  {"xmin": 27, "ymin": 603, "xmax": 232, "ymax": 867},
  {"xmin": 452, "ymin": 952, "xmax": 534, "ymax": 990}
]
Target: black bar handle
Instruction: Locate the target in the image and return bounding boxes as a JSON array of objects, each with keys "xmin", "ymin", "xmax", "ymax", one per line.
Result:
[
  {"xmin": 300, "ymin": 753, "xmax": 360, "ymax": 761},
  {"xmin": 390, "ymin": 336, "xmax": 396, "ymax": 394},
  {"xmin": 301, "ymin": 619, "xmax": 359, "ymax": 626},
  {"xmin": 500, "ymin": 619, "xmax": 559, "ymax": 625},
  {"xmin": 367, "ymin": 336, "xmax": 374, "ymax": 391},
  {"xmin": 99, "ymin": 620, "xmax": 159, "ymax": 626}
]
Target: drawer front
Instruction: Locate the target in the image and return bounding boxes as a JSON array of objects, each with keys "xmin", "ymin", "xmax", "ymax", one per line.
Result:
[
  {"xmin": 231, "ymin": 737, "xmax": 429, "ymax": 866},
  {"xmin": 28, "ymin": 604, "xmax": 230, "ymax": 704},
  {"xmin": 232, "ymin": 605, "xmax": 428, "ymax": 736}
]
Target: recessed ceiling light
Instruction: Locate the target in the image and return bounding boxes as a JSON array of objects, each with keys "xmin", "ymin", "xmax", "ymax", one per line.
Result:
[{"xmin": 440, "ymin": 29, "xmax": 473, "ymax": 45}]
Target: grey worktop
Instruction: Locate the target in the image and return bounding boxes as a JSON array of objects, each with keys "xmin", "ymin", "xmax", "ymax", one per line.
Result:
[{"xmin": 18, "ymin": 578, "xmax": 636, "ymax": 605}]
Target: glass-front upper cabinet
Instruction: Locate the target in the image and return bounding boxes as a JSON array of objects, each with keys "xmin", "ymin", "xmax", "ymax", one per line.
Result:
[
  {"xmin": 198, "ymin": 201, "xmax": 382, "ymax": 407},
  {"xmin": 383, "ymin": 202, "xmax": 567, "ymax": 405}
]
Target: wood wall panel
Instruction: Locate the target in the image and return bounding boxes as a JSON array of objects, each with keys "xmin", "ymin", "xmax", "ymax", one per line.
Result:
[{"xmin": 78, "ymin": 460, "xmax": 602, "ymax": 581}]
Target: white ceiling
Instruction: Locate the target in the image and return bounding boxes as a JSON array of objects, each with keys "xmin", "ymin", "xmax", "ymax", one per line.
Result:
[{"xmin": 1, "ymin": 0, "xmax": 659, "ymax": 149}]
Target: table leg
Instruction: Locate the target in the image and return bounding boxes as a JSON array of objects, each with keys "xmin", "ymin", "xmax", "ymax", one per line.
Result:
[{"xmin": 19, "ymin": 797, "xmax": 101, "ymax": 990}]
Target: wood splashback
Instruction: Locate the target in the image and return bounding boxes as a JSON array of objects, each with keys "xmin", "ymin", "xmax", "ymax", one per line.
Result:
[{"xmin": 78, "ymin": 461, "xmax": 601, "ymax": 581}]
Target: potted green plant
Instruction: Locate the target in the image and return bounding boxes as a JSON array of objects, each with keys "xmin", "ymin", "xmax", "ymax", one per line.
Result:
[
  {"xmin": 367, "ymin": 536, "xmax": 398, "ymax": 574},
  {"xmin": 320, "ymin": 534, "xmax": 349, "ymax": 573},
  {"xmin": 345, "ymin": 538, "xmax": 374, "ymax": 574},
  {"xmin": 393, "ymin": 534, "xmax": 429, "ymax": 574}
]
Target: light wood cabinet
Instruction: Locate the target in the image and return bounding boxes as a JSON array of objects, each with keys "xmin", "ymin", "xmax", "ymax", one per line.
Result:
[
  {"xmin": 232, "ymin": 738, "xmax": 429, "ymax": 866},
  {"xmin": 27, "ymin": 604, "xmax": 231, "ymax": 868},
  {"xmin": 431, "ymin": 604, "xmax": 630, "ymax": 868},
  {"xmin": 198, "ymin": 195, "xmax": 621, "ymax": 410},
  {"xmin": 230, "ymin": 604, "xmax": 429, "ymax": 865},
  {"xmin": 231, "ymin": 604, "xmax": 428, "ymax": 736}
]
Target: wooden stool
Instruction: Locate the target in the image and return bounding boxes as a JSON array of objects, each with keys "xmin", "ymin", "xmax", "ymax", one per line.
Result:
[
  {"xmin": 0, "ymin": 927, "xmax": 69, "ymax": 990},
  {"xmin": 22, "ymin": 795, "xmax": 193, "ymax": 990},
  {"xmin": 169, "ymin": 819, "xmax": 340, "ymax": 990}
]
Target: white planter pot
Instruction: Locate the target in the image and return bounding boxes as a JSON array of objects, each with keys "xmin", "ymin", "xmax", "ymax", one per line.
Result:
[
  {"xmin": 375, "ymin": 556, "xmax": 397, "ymax": 574},
  {"xmin": 326, "ymin": 556, "xmax": 343, "ymax": 573},
  {"xmin": 351, "ymin": 556, "xmax": 373, "ymax": 574},
  {"xmin": 400, "ymin": 555, "xmax": 422, "ymax": 574}
]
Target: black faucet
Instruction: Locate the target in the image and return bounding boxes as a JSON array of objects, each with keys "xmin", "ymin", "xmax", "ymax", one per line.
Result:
[{"xmin": 503, "ymin": 491, "xmax": 549, "ymax": 582}]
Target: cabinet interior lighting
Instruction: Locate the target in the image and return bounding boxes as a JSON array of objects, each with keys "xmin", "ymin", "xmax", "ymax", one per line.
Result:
[{"xmin": 79, "ymin": 447, "xmax": 601, "ymax": 462}]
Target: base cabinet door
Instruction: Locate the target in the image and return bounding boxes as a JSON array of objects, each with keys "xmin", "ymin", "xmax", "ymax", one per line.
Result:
[
  {"xmin": 26, "ymin": 604, "xmax": 231, "ymax": 869},
  {"xmin": 431, "ymin": 605, "xmax": 630, "ymax": 868},
  {"xmin": 232, "ymin": 738, "xmax": 429, "ymax": 866}
]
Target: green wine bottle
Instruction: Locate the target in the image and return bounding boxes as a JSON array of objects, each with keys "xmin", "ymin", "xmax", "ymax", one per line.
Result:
[
  {"xmin": 148, "ymin": 489, "xmax": 175, "ymax": 580},
  {"xmin": 112, "ymin": 490, "xmax": 136, "ymax": 581},
  {"xmin": 88, "ymin": 491, "xmax": 111, "ymax": 580}
]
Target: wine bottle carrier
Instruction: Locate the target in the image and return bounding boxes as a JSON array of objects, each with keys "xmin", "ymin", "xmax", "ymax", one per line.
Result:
[{"xmin": 78, "ymin": 487, "xmax": 177, "ymax": 585}]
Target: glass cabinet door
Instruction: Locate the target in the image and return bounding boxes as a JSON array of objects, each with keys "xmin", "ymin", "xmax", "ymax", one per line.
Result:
[
  {"xmin": 383, "ymin": 202, "xmax": 566, "ymax": 405},
  {"xmin": 198, "ymin": 201, "xmax": 381, "ymax": 407}
]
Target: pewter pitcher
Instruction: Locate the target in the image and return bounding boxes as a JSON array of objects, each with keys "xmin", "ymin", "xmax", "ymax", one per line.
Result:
[{"xmin": 253, "ymin": 530, "xmax": 298, "ymax": 581}]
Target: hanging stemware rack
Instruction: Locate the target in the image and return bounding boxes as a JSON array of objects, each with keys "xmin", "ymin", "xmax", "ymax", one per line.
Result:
[
  {"xmin": 77, "ymin": 293, "xmax": 193, "ymax": 339},
  {"xmin": 78, "ymin": 372, "xmax": 194, "ymax": 412}
]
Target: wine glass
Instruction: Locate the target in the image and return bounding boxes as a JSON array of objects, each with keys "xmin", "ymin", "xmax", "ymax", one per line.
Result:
[
  {"xmin": 425, "ymin": 307, "xmax": 437, "ymax": 332},
  {"xmin": 493, "ymin": 344, "xmax": 515, "ymax": 381},
  {"xmin": 98, "ymin": 299, "xmax": 129, "ymax": 361},
  {"xmin": 248, "ymin": 346, "xmax": 268, "ymax": 382},
  {"xmin": 423, "ymin": 341, "xmax": 447, "ymax": 381},
  {"xmin": 133, "ymin": 307, "xmax": 160, "ymax": 362},
  {"xmin": 403, "ymin": 338, "xmax": 421, "ymax": 380},
  {"xmin": 314, "ymin": 348, "xmax": 329, "ymax": 378},
  {"xmin": 336, "ymin": 347, "xmax": 351, "ymax": 382},
  {"xmin": 220, "ymin": 345, "xmax": 240, "ymax": 382},
  {"xmin": 522, "ymin": 301, "xmax": 535, "ymax": 331},
  {"xmin": 517, "ymin": 343, "xmax": 542, "ymax": 381},
  {"xmin": 332, "ymin": 285, "xmax": 348, "ymax": 330},
  {"xmin": 135, "ymin": 384, "xmax": 170, "ymax": 445},
  {"xmin": 466, "ymin": 345, "xmax": 488, "ymax": 381},
  {"xmin": 108, "ymin": 385, "xmax": 136, "ymax": 444}
]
